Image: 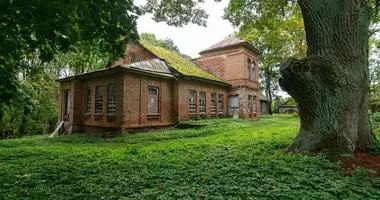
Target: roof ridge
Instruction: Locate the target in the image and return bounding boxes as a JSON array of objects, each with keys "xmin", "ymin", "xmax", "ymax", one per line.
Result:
[{"xmin": 139, "ymin": 42, "xmax": 229, "ymax": 84}]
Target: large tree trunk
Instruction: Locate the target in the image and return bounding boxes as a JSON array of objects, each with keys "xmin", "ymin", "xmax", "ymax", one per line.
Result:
[
  {"xmin": 279, "ymin": 0, "xmax": 377, "ymax": 155},
  {"xmin": 265, "ymin": 69, "xmax": 274, "ymax": 115}
]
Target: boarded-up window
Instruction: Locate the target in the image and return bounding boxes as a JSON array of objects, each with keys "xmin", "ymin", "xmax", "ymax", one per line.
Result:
[
  {"xmin": 95, "ymin": 86, "xmax": 103, "ymax": 114},
  {"xmin": 199, "ymin": 91, "xmax": 206, "ymax": 113},
  {"xmin": 64, "ymin": 90, "xmax": 70, "ymax": 120},
  {"xmin": 85, "ymin": 88, "xmax": 91, "ymax": 113},
  {"xmin": 248, "ymin": 95, "xmax": 253, "ymax": 114},
  {"xmin": 107, "ymin": 84, "xmax": 116, "ymax": 114},
  {"xmin": 148, "ymin": 87, "xmax": 159, "ymax": 114},
  {"xmin": 189, "ymin": 90, "xmax": 197, "ymax": 114},
  {"xmin": 210, "ymin": 93, "xmax": 217, "ymax": 113},
  {"xmin": 218, "ymin": 94, "xmax": 224, "ymax": 113}
]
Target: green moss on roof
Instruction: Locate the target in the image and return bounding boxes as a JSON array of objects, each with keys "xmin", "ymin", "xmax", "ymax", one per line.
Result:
[{"xmin": 141, "ymin": 42, "xmax": 227, "ymax": 83}]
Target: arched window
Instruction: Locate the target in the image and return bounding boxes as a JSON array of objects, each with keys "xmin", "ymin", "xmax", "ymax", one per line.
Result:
[
  {"xmin": 252, "ymin": 61, "xmax": 256, "ymax": 81},
  {"xmin": 247, "ymin": 59, "xmax": 252, "ymax": 80}
]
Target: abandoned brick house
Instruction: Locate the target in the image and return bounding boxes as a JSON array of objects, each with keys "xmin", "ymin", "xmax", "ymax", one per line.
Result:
[{"xmin": 57, "ymin": 36, "xmax": 261, "ymax": 133}]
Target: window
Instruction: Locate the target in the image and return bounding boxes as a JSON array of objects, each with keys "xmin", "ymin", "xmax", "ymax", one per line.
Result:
[
  {"xmin": 199, "ymin": 91, "xmax": 206, "ymax": 113},
  {"xmin": 218, "ymin": 94, "xmax": 224, "ymax": 113},
  {"xmin": 247, "ymin": 59, "xmax": 252, "ymax": 80},
  {"xmin": 95, "ymin": 86, "xmax": 103, "ymax": 114},
  {"xmin": 85, "ymin": 88, "xmax": 91, "ymax": 113},
  {"xmin": 148, "ymin": 87, "xmax": 159, "ymax": 114},
  {"xmin": 189, "ymin": 90, "xmax": 197, "ymax": 114},
  {"xmin": 252, "ymin": 61, "xmax": 256, "ymax": 81},
  {"xmin": 107, "ymin": 84, "xmax": 116, "ymax": 114},
  {"xmin": 210, "ymin": 93, "xmax": 217, "ymax": 113},
  {"xmin": 253, "ymin": 96, "xmax": 257, "ymax": 113},
  {"xmin": 64, "ymin": 90, "xmax": 70, "ymax": 120},
  {"xmin": 248, "ymin": 95, "xmax": 253, "ymax": 115}
]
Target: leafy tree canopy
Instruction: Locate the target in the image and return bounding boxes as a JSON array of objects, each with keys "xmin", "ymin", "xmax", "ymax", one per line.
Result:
[
  {"xmin": 140, "ymin": 33, "xmax": 180, "ymax": 52},
  {"xmin": 0, "ymin": 0, "xmax": 141, "ymax": 118}
]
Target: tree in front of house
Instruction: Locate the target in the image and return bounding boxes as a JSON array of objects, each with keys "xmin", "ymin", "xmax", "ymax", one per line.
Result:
[
  {"xmin": 140, "ymin": 0, "xmax": 378, "ymax": 155},
  {"xmin": 140, "ymin": 33, "xmax": 180, "ymax": 52}
]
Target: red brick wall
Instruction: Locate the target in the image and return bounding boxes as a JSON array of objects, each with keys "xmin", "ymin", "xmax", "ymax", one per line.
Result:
[
  {"xmin": 195, "ymin": 46, "xmax": 260, "ymax": 88},
  {"xmin": 123, "ymin": 73, "xmax": 175, "ymax": 128},
  {"xmin": 125, "ymin": 42, "xmax": 157, "ymax": 64},
  {"xmin": 110, "ymin": 42, "xmax": 157, "ymax": 67},
  {"xmin": 194, "ymin": 44, "xmax": 261, "ymax": 120},
  {"xmin": 228, "ymin": 87, "xmax": 260, "ymax": 120},
  {"xmin": 81, "ymin": 74, "xmax": 124, "ymax": 128},
  {"xmin": 176, "ymin": 78, "xmax": 229, "ymax": 121}
]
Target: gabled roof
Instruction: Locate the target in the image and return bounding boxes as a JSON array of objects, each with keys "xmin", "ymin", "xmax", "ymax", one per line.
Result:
[
  {"xmin": 140, "ymin": 42, "xmax": 228, "ymax": 84},
  {"xmin": 199, "ymin": 36, "xmax": 261, "ymax": 55}
]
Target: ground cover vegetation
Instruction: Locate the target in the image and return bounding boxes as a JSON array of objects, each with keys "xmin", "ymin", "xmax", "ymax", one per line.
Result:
[{"xmin": 1, "ymin": 115, "xmax": 380, "ymax": 199}]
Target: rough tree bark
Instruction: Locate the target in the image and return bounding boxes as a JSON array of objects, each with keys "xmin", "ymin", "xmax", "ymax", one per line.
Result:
[
  {"xmin": 264, "ymin": 69, "xmax": 274, "ymax": 115},
  {"xmin": 279, "ymin": 0, "xmax": 377, "ymax": 155}
]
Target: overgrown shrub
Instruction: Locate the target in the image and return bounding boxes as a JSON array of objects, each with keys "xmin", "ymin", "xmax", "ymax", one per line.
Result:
[
  {"xmin": 373, "ymin": 112, "xmax": 380, "ymax": 122},
  {"xmin": 369, "ymin": 96, "xmax": 380, "ymax": 112}
]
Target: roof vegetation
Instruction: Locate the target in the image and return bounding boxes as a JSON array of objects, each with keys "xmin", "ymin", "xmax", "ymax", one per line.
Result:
[{"xmin": 141, "ymin": 42, "xmax": 227, "ymax": 83}]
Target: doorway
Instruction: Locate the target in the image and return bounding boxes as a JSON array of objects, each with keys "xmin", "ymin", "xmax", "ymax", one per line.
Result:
[
  {"xmin": 63, "ymin": 90, "xmax": 70, "ymax": 121},
  {"xmin": 228, "ymin": 95, "xmax": 239, "ymax": 117}
]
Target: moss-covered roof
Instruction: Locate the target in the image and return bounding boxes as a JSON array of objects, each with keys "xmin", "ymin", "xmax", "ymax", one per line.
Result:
[{"xmin": 140, "ymin": 42, "xmax": 227, "ymax": 84}]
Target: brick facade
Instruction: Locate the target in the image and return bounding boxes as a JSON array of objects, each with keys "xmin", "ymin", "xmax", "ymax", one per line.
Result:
[
  {"xmin": 194, "ymin": 43, "xmax": 261, "ymax": 120},
  {"xmin": 58, "ymin": 37, "xmax": 261, "ymax": 134}
]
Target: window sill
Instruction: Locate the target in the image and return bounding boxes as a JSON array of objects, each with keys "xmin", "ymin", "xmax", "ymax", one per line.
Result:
[
  {"xmin": 94, "ymin": 113, "xmax": 102, "ymax": 116},
  {"xmin": 84, "ymin": 113, "xmax": 91, "ymax": 116},
  {"xmin": 106, "ymin": 113, "xmax": 116, "ymax": 117},
  {"xmin": 148, "ymin": 113, "xmax": 160, "ymax": 116}
]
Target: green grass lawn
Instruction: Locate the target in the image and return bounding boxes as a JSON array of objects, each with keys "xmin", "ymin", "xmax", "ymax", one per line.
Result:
[{"xmin": 1, "ymin": 115, "xmax": 380, "ymax": 199}]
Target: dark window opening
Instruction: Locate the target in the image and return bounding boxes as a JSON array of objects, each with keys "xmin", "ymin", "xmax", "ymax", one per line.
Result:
[
  {"xmin": 247, "ymin": 59, "xmax": 252, "ymax": 80},
  {"xmin": 107, "ymin": 84, "xmax": 116, "ymax": 114},
  {"xmin": 252, "ymin": 61, "xmax": 256, "ymax": 81},
  {"xmin": 85, "ymin": 88, "xmax": 91, "ymax": 113},
  {"xmin": 95, "ymin": 86, "xmax": 103, "ymax": 114},
  {"xmin": 218, "ymin": 94, "xmax": 224, "ymax": 113},
  {"xmin": 211, "ymin": 93, "xmax": 217, "ymax": 113},
  {"xmin": 64, "ymin": 90, "xmax": 70, "ymax": 120}
]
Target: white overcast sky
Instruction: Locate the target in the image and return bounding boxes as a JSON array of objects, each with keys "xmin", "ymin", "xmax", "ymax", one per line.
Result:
[{"xmin": 135, "ymin": 0, "xmax": 235, "ymax": 58}]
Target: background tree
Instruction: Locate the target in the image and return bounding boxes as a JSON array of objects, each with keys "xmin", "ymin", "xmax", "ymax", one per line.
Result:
[
  {"xmin": 0, "ymin": 0, "xmax": 140, "ymax": 130},
  {"xmin": 141, "ymin": 0, "xmax": 379, "ymax": 155},
  {"xmin": 140, "ymin": 33, "xmax": 180, "ymax": 52},
  {"xmin": 0, "ymin": 0, "xmax": 141, "ymax": 137},
  {"xmin": 230, "ymin": 2, "xmax": 306, "ymax": 115}
]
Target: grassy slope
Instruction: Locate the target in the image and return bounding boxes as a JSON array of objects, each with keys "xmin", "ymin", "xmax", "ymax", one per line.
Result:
[{"xmin": 0, "ymin": 115, "xmax": 379, "ymax": 199}]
